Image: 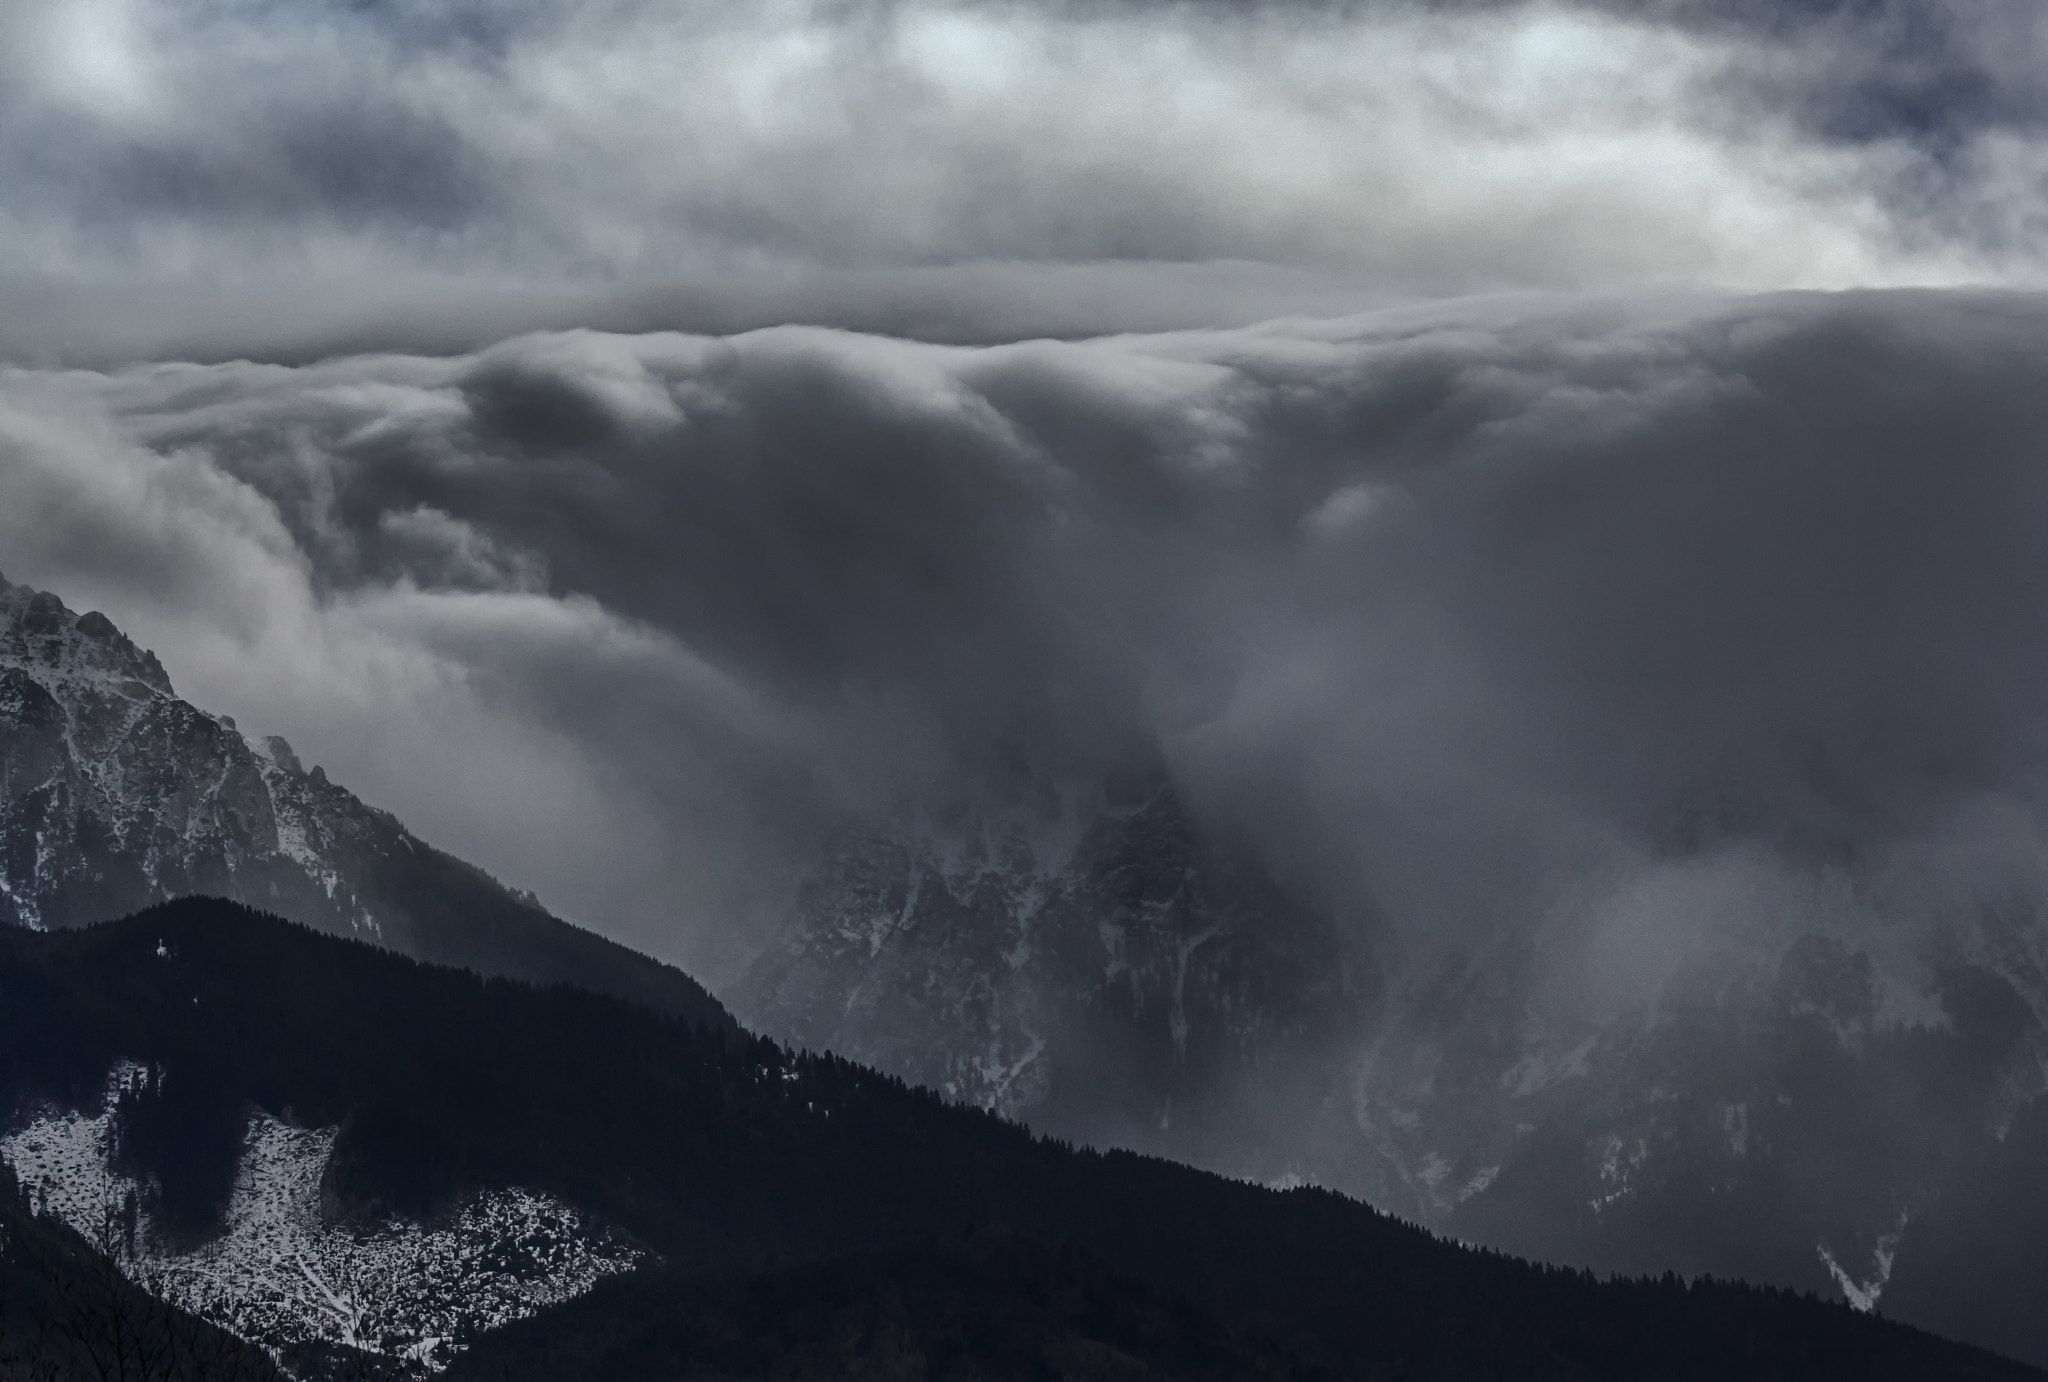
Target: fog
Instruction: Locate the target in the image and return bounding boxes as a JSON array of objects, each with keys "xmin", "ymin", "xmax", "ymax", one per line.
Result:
[
  {"xmin": 13, "ymin": 3, "xmax": 2048, "ymax": 1355},
  {"xmin": 4, "ymin": 289, "xmax": 2048, "ymax": 1005}
]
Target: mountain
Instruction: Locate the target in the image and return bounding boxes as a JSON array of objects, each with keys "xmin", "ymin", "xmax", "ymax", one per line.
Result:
[
  {"xmin": 0, "ymin": 572, "xmax": 729, "ymax": 1030},
  {"xmin": 734, "ymin": 785, "xmax": 2048, "ymax": 1366},
  {"xmin": 730, "ymin": 770, "xmax": 1372, "ymax": 1178},
  {"xmin": 1257, "ymin": 897, "xmax": 2048, "ymax": 1370},
  {"xmin": 447, "ymin": 1227, "xmax": 1337, "ymax": 1381},
  {"xmin": 2, "ymin": 899, "xmax": 2038, "ymax": 1380},
  {"xmin": 0, "ymin": 1178, "xmax": 285, "ymax": 1382},
  {"xmin": 11, "ymin": 566, "xmax": 2047, "ymax": 1368}
]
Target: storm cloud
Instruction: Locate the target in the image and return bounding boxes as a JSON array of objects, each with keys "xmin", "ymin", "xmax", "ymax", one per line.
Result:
[
  {"xmin": 8, "ymin": 289, "xmax": 2048, "ymax": 1001},
  {"xmin": 11, "ymin": 3, "xmax": 2048, "ymax": 1346},
  {"xmin": 10, "ymin": 0, "xmax": 2048, "ymax": 364}
]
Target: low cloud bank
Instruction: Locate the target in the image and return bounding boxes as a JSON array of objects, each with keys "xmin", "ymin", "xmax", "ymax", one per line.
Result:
[{"xmin": 8, "ymin": 289, "xmax": 2048, "ymax": 997}]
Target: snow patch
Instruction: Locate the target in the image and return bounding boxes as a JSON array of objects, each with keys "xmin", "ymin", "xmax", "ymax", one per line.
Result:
[
  {"xmin": 1722, "ymin": 1102, "xmax": 1748, "ymax": 1157},
  {"xmin": 1459, "ymin": 1165, "xmax": 1500, "ymax": 1200},
  {"xmin": 1, "ymin": 1069, "xmax": 644, "ymax": 1374},
  {"xmin": 1501, "ymin": 1035, "xmax": 1597, "ymax": 1097},
  {"xmin": 1589, "ymin": 1133, "xmax": 1648, "ymax": 1214},
  {"xmin": 1817, "ymin": 1210, "xmax": 1909, "ymax": 1314}
]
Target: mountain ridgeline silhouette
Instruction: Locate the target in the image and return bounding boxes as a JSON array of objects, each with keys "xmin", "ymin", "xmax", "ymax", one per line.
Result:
[{"xmin": 0, "ymin": 899, "xmax": 2038, "ymax": 1381}]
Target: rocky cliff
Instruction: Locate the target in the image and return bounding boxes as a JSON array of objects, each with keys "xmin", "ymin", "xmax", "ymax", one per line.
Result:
[
  {"xmin": 0, "ymin": 572, "xmax": 729, "ymax": 1030},
  {"xmin": 736, "ymin": 769, "xmax": 2048, "ymax": 1364},
  {"xmin": 732, "ymin": 769, "xmax": 1375, "ymax": 1180}
]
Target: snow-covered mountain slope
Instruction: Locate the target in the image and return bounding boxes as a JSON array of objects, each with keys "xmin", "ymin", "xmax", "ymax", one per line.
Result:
[
  {"xmin": 734, "ymin": 779, "xmax": 2048, "ymax": 1364},
  {"xmin": 731, "ymin": 770, "xmax": 1375, "ymax": 1179},
  {"xmin": 0, "ymin": 573, "xmax": 728, "ymax": 1028},
  {"xmin": 2, "ymin": 1063, "xmax": 642, "ymax": 1376}
]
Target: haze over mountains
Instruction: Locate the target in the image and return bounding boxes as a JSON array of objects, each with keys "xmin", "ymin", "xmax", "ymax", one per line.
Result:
[
  {"xmin": 0, "ymin": 573, "xmax": 727, "ymax": 1029},
  {"xmin": 8, "ymin": 511, "xmax": 2048, "ymax": 1367},
  {"xmin": 5, "ymin": 898, "xmax": 2041, "ymax": 1380},
  {"xmin": 10, "ymin": 0, "xmax": 2048, "ymax": 1374}
]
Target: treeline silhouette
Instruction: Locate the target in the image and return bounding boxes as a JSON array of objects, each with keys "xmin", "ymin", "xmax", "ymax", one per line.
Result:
[
  {"xmin": 0, "ymin": 899, "xmax": 2038, "ymax": 1380},
  {"xmin": 0, "ymin": 1170, "xmax": 281, "ymax": 1382}
]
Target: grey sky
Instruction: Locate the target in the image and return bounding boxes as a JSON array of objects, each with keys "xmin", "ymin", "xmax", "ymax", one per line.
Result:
[{"xmin": 7, "ymin": 0, "xmax": 2048, "ymax": 368}]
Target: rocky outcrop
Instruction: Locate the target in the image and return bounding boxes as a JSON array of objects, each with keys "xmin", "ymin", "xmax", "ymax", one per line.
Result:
[
  {"xmin": 736, "ymin": 759, "xmax": 2048, "ymax": 1362},
  {"xmin": 732, "ymin": 770, "xmax": 1375, "ymax": 1178},
  {"xmin": 0, "ymin": 571, "xmax": 730, "ymax": 1031}
]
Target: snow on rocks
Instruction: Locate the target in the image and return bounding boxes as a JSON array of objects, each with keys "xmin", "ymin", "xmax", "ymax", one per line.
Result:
[
  {"xmin": 0, "ymin": 579, "xmax": 413, "ymax": 942},
  {"xmin": 1, "ymin": 1066, "xmax": 644, "ymax": 1375},
  {"xmin": 1817, "ymin": 1210, "xmax": 1910, "ymax": 1314}
]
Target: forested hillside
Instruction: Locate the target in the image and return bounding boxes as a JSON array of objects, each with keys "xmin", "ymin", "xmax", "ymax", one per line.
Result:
[{"xmin": 0, "ymin": 900, "xmax": 2035, "ymax": 1381}]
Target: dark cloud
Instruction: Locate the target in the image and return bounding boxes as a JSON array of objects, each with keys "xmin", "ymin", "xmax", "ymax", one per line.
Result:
[
  {"xmin": 7, "ymin": 0, "xmax": 2048, "ymax": 1320},
  {"xmin": 10, "ymin": 289, "xmax": 2048, "ymax": 1003}
]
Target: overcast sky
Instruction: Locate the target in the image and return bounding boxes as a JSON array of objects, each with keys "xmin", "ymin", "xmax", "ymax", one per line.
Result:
[
  {"xmin": 7, "ymin": 0, "xmax": 2048, "ymax": 988},
  {"xmin": 6, "ymin": 0, "xmax": 2048, "ymax": 359}
]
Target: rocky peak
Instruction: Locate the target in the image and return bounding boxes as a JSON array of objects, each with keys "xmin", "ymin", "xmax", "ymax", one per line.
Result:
[
  {"xmin": 262, "ymin": 733, "xmax": 305, "ymax": 776},
  {"xmin": 0, "ymin": 577, "xmax": 730, "ymax": 1028},
  {"xmin": 729, "ymin": 746, "xmax": 2048, "ymax": 1351},
  {"xmin": 732, "ymin": 772, "xmax": 1370, "ymax": 1174},
  {"xmin": 0, "ymin": 579, "xmax": 175, "ymax": 698}
]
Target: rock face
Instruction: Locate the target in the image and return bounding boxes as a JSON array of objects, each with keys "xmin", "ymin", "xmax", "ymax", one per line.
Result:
[
  {"xmin": 0, "ymin": 572, "xmax": 729, "ymax": 1030},
  {"xmin": 732, "ymin": 771, "xmax": 1375, "ymax": 1179},
  {"xmin": 737, "ymin": 773, "xmax": 2048, "ymax": 1365},
  {"xmin": 14, "ymin": 566, "xmax": 2048, "ymax": 1361},
  {"xmin": 1407, "ymin": 917, "xmax": 2048, "ymax": 1363}
]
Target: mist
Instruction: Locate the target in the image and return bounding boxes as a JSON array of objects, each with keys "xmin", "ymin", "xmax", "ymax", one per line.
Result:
[
  {"xmin": 15, "ymin": 0, "xmax": 2048, "ymax": 1366},
  {"xmin": 3, "ymin": 288, "xmax": 2047, "ymax": 1010}
]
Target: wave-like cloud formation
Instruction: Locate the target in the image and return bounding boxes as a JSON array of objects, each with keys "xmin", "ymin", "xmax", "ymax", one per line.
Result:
[
  {"xmin": 6, "ymin": 0, "xmax": 2048, "ymax": 355},
  {"xmin": 9, "ymin": 289, "xmax": 2048, "ymax": 990}
]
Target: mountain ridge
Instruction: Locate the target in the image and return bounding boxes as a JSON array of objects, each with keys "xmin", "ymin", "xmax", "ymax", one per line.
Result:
[
  {"xmin": 4, "ymin": 898, "xmax": 2039, "ymax": 1381},
  {"xmin": 0, "ymin": 570, "xmax": 730, "ymax": 1031},
  {"xmin": 731, "ymin": 771, "xmax": 1372, "ymax": 1183},
  {"xmin": 738, "ymin": 777, "xmax": 2048, "ymax": 1365}
]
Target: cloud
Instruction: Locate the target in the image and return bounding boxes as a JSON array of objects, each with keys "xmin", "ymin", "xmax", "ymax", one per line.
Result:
[
  {"xmin": 14, "ymin": 1, "xmax": 2048, "ymax": 1293},
  {"xmin": 10, "ymin": 0, "xmax": 2048, "ymax": 369},
  {"xmin": 11, "ymin": 288, "xmax": 2048, "ymax": 998}
]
